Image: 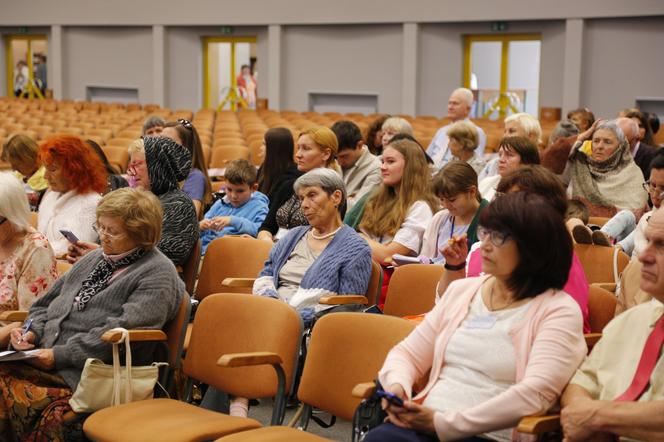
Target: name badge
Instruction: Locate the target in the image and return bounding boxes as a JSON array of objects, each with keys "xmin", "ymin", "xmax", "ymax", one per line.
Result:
[{"xmin": 465, "ymin": 314, "xmax": 497, "ymax": 329}]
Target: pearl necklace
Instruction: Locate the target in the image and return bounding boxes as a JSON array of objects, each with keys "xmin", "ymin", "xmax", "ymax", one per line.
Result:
[{"xmin": 310, "ymin": 226, "xmax": 342, "ymax": 240}]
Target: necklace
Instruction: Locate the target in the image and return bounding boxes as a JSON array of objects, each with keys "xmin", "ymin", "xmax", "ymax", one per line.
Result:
[
  {"xmin": 489, "ymin": 279, "xmax": 517, "ymax": 312},
  {"xmin": 310, "ymin": 226, "xmax": 342, "ymax": 240}
]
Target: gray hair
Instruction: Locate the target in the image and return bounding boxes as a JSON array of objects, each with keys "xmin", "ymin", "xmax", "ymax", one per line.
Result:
[
  {"xmin": 597, "ymin": 120, "xmax": 628, "ymax": 149},
  {"xmin": 548, "ymin": 120, "xmax": 580, "ymax": 145},
  {"xmin": 452, "ymin": 87, "xmax": 474, "ymax": 107},
  {"xmin": 0, "ymin": 172, "xmax": 31, "ymax": 231},
  {"xmin": 294, "ymin": 168, "xmax": 347, "ymax": 203},
  {"xmin": 382, "ymin": 117, "xmax": 413, "ymax": 136},
  {"xmin": 142, "ymin": 115, "xmax": 166, "ymax": 135}
]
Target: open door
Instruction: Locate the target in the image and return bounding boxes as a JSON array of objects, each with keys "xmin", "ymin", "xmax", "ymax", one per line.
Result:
[{"xmin": 5, "ymin": 35, "xmax": 48, "ymax": 99}]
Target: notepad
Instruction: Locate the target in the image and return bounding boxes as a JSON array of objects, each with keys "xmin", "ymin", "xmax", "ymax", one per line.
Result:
[{"xmin": 0, "ymin": 350, "xmax": 40, "ymax": 362}]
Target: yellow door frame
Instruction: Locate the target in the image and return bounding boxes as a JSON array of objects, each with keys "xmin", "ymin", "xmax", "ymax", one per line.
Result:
[
  {"xmin": 5, "ymin": 34, "xmax": 48, "ymax": 99},
  {"xmin": 462, "ymin": 34, "xmax": 540, "ymax": 119},
  {"xmin": 202, "ymin": 36, "xmax": 257, "ymax": 110}
]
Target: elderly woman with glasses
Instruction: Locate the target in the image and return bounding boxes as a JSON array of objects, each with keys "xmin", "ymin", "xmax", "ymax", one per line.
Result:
[
  {"xmin": 364, "ymin": 193, "xmax": 586, "ymax": 442},
  {"xmin": 0, "ymin": 188, "xmax": 184, "ymax": 441}
]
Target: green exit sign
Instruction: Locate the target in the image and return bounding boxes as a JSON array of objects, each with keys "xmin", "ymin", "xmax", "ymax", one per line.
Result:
[
  {"xmin": 219, "ymin": 26, "xmax": 234, "ymax": 35},
  {"xmin": 491, "ymin": 21, "xmax": 508, "ymax": 32},
  {"xmin": 18, "ymin": 26, "xmax": 29, "ymax": 33}
]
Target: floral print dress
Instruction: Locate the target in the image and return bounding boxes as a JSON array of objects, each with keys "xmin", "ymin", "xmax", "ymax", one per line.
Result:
[{"xmin": 0, "ymin": 230, "xmax": 58, "ymax": 312}]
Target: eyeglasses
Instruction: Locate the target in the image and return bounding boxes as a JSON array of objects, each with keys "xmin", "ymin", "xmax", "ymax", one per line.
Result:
[
  {"xmin": 0, "ymin": 217, "xmax": 7, "ymax": 225},
  {"xmin": 127, "ymin": 159, "xmax": 146, "ymax": 176},
  {"xmin": 643, "ymin": 181, "xmax": 664, "ymax": 193},
  {"xmin": 92, "ymin": 223, "xmax": 125, "ymax": 240},
  {"xmin": 477, "ymin": 226, "xmax": 511, "ymax": 247},
  {"xmin": 177, "ymin": 119, "xmax": 193, "ymax": 131}
]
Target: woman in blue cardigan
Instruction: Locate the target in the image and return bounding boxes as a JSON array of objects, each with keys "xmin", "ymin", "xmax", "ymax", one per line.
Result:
[{"xmin": 253, "ymin": 168, "xmax": 372, "ymax": 325}]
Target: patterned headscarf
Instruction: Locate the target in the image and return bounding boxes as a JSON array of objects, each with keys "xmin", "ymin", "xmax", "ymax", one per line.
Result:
[{"xmin": 143, "ymin": 137, "xmax": 192, "ymax": 196}]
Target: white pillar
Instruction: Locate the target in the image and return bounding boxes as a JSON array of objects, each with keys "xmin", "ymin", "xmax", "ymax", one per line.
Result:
[
  {"xmin": 267, "ymin": 24, "xmax": 282, "ymax": 111},
  {"xmin": 50, "ymin": 25, "xmax": 63, "ymax": 99},
  {"xmin": 402, "ymin": 23, "xmax": 418, "ymax": 116},
  {"xmin": 152, "ymin": 25, "xmax": 165, "ymax": 106},
  {"xmin": 562, "ymin": 18, "xmax": 584, "ymax": 111}
]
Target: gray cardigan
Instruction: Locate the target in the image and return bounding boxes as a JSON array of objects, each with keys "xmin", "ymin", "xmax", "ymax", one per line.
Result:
[{"xmin": 27, "ymin": 247, "xmax": 184, "ymax": 389}]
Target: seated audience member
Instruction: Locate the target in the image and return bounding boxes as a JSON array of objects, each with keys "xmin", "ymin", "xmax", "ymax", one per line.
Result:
[
  {"xmin": 439, "ymin": 165, "xmax": 591, "ymax": 332},
  {"xmin": 331, "ymin": 120, "xmax": 382, "ymax": 208},
  {"xmin": 254, "ymin": 168, "xmax": 371, "ymax": 324},
  {"xmin": 560, "ymin": 206, "xmax": 664, "ymax": 442},
  {"xmin": 1, "ymin": 134, "xmax": 48, "ymax": 211},
  {"xmin": 347, "ymin": 139, "xmax": 438, "ymax": 263},
  {"xmin": 567, "ymin": 107, "xmax": 596, "ymax": 132},
  {"xmin": 257, "ymin": 126, "xmax": 339, "ymax": 243},
  {"xmin": 445, "ymin": 120, "xmax": 485, "ymax": 174},
  {"xmin": 0, "ymin": 188, "xmax": 184, "ymax": 441},
  {"xmin": 142, "ymin": 115, "xmax": 165, "ymax": 137},
  {"xmin": 420, "ymin": 161, "xmax": 488, "ymax": 263},
  {"xmin": 541, "ymin": 120, "xmax": 580, "ymax": 175},
  {"xmin": 0, "ymin": 173, "xmax": 57, "ymax": 343},
  {"xmin": 647, "ymin": 112, "xmax": 660, "ymax": 139},
  {"xmin": 38, "ymin": 135, "xmax": 106, "ymax": 258},
  {"xmin": 623, "ymin": 109, "xmax": 658, "ymax": 180},
  {"xmin": 381, "ymin": 117, "xmax": 414, "ymax": 148},
  {"xmin": 161, "ymin": 119, "xmax": 212, "ymax": 217},
  {"xmin": 364, "ymin": 193, "xmax": 586, "ymax": 442},
  {"xmin": 575, "ymin": 151, "xmax": 664, "ymax": 256},
  {"xmin": 366, "ymin": 115, "xmax": 389, "ymax": 156},
  {"xmin": 200, "ymin": 159, "xmax": 268, "ymax": 254},
  {"xmin": 68, "ymin": 137, "xmax": 199, "ymax": 266},
  {"xmin": 478, "ymin": 136, "xmax": 540, "ymax": 201},
  {"xmin": 427, "ymin": 88, "xmax": 487, "ymax": 170},
  {"xmin": 478, "ymin": 112, "xmax": 542, "ymax": 181},
  {"xmin": 85, "ymin": 139, "xmax": 129, "ymax": 193},
  {"xmin": 564, "ymin": 120, "xmax": 648, "ymax": 216}
]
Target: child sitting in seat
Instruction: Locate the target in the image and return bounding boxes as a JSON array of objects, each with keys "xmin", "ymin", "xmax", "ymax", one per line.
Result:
[{"xmin": 200, "ymin": 159, "xmax": 269, "ymax": 254}]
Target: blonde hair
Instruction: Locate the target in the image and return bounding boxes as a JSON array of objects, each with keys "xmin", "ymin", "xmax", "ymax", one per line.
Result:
[
  {"xmin": 96, "ymin": 187, "xmax": 163, "ymax": 249},
  {"xmin": 446, "ymin": 121, "xmax": 479, "ymax": 152},
  {"xmin": 1, "ymin": 134, "xmax": 39, "ymax": 165},
  {"xmin": 300, "ymin": 126, "xmax": 340, "ymax": 171},
  {"xmin": 0, "ymin": 172, "xmax": 31, "ymax": 231},
  {"xmin": 381, "ymin": 117, "xmax": 413, "ymax": 136},
  {"xmin": 127, "ymin": 138, "xmax": 145, "ymax": 155},
  {"xmin": 504, "ymin": 113, "xmax": 542, "ymax": 144},
  {"xmin": 360, "ymin": 139, "xmax": 438, "ymax": 238}
]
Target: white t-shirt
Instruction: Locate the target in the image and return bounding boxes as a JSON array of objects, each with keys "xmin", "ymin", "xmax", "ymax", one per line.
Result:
[
  {"xmin": 424, "ymin": 289, "xmax": 531, "ymax": 441},
  {"xmin": 479, "ymin": 174, "xmax": 501, "ymax": 202},
  {"xmin": 362, "ymin": 200, "xmax": 433, "ymax": 254}
]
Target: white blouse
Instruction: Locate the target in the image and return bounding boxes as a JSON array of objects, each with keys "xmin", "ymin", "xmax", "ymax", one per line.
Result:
[{"xmin": 362, "ymin": 201, "xmax": 433, "ymax": 255}]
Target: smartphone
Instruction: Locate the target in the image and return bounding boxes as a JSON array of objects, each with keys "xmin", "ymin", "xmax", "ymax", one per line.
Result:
[
  {"xmin": 392, "ymin": 254, "xmax": 429, "ymax": 266},
  {"xmin": 364, "ymin": 304, "xmax": 383, "ymax": 314},
  {"xmin": 375, "ymin": 388, "xmax": 404, "ymax": 407},
  {"xmin": 59, "ymin": 230, "xmax": 80, "ymax": 244}
]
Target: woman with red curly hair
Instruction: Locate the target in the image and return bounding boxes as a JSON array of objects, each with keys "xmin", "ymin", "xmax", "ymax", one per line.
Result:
[{"xmin": 38, "ymin": 135, "xmax": 107, "ymax": 257}]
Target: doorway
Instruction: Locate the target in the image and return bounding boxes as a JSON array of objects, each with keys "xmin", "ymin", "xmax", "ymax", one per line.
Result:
[
  {"xmin": 202, "ymin": 37, "xmax": 257, "ymax": 111},
  {"xmin": 463, "ymin": 34, "xmax": 541, "ymax": 119},
  {"xmin": 4, "ymin": 35, "xmax": 48, "ymax": 99}
]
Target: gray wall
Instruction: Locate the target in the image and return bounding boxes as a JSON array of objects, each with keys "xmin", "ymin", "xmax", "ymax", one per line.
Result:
[
  {"xmin": 581, "ymin": 16, "xmax": 664, "ymax": 117},
  {"xmin": 281, "ymin": 24, "xmax": 402, "ymax": 114},
  {"xmin": 62, "ymin": 27, "xmax": 153, "ymax": 102}
]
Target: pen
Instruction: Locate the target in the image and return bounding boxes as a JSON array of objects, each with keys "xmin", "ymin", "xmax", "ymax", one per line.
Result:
[{"xmin": 18, "ymin": 318, "xmax": 33, "ymax": 344}]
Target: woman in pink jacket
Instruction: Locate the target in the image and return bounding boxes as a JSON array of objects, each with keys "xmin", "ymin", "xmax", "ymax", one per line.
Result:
[{"xmin": 365, "ymin": 192, "xmax": 587, "ymax": 441}]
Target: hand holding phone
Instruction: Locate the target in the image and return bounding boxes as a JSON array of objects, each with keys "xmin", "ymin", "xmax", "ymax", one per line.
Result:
[
  {"xmin": 59, "ymin": 229, "xmax": 80, "ymax": 244},
  {"xmin": 376, "ymin": 387, "xmax": 405, "ymax": 407}
]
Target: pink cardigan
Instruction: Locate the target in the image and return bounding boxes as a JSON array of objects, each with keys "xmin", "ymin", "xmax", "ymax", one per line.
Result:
[{"xmin": 378, "ymin": 275, "xmax": 587, "ymax": 441}]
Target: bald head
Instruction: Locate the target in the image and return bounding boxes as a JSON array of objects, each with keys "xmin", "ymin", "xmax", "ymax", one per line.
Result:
[
  {"xmin": 615, "ymin": 117, "xmax": 639, "ymax": 149},
  {"xmin": 448, "ymin": 88, "xmax": 474, "ymax": 121},
  {"xmin": 639, "ymin": 207, "xmax": 664, "ymax": 300}
]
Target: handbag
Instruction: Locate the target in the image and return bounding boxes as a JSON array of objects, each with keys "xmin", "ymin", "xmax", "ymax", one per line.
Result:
[
  {"xmin": 69, "ymin": 327, "xmax": 166, "ymax": 413},
  {"xmin": 351, "ymin": 380, "xmax": 387, "ymax": 442}
]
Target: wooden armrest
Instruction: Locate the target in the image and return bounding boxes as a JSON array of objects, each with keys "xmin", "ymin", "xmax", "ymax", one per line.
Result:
[
  {"xmin": 584, "ymin": 332, "xmax": 602, "ymax": 348},
  {"xmin": 352, "ymin": 382, "xmax": 377, "ymax": 399},
  {"xmin": 591, "ymin": 282, "xmax": 616, "ymax": 293},
  {"xmin": 0, "ymin": 311, "xmax": 28, "ymax": 322},
  {"xmin": 175, "ymin": 265, "xmax": 184, "ymax": 273},
  {"xmin": 101, "ymin": 329, "xmax": 167, "ymax": 344},
  {"xmin": 221, "ymin": 277, "xmax": 256, "ymax": 288},
  {"xmin": 516, "ymin": 414, "xmax": 561, "ymax": 434},
  {"xmin": 319, "ymin": 295, "xmax": 369, "ymax": 305},
  {"xmin": 217, "ymin": 351, "xmax": 282, "ymax": 367}
]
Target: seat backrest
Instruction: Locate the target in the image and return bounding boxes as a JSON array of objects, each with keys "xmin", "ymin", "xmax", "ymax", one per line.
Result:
[
  {"xmin": 587, "ymin": 285, "xmax": 618, "ymax": 333},
  {"xmin": 164, "ymin": 294, "xmax": 192, "ymax": 369},
  {"xmin": 297, "ymin": 313, "xmax": 416, "ymax": 421},
  {"xmin": 195, "ymin": 236, "xmax": 272, "ymax": 300},
  {"xmin": 383, "ymin": 264, "xmax": 444, "ymax": 317},
  {"xmin": 588, "ymin": 216, "xmax": 609, "ymax": 227},
  {"xmin": 365, "ymin": 261, "xmax": 382, "ymax": 306},
  {"xmin": 209, "ymin": 146, "xmax": 250, "ymax": 169},
  {"xmin": 180, "ymin": 238, "xmax": 201, "ymax": 295},
  {"xmin": 184, "ymin": 293, "xmax": 301, "ymax": 398},
  {"xmin": 574, "ymin": 243, "xmax": 630, "ymax": 285}
]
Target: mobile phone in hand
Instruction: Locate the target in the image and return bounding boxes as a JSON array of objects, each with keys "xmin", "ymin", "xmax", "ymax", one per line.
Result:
[
  {"xmin": 59, "ymin": 229, "xmax": 80, "ymax": 244},
  {"xmin": 376, "ymin": 388, "xmax": 404, "ymax": 407}
]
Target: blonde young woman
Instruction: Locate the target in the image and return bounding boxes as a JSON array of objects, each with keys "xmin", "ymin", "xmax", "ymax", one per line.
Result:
[{"xmin": 257, "ymin": 126, "xmax": 340, "ymax": 242}]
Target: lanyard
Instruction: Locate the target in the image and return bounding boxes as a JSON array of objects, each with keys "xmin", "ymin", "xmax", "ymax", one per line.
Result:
[{"xmin": 450, "ymin": 216, "xmax": 456, "ymax": 240}]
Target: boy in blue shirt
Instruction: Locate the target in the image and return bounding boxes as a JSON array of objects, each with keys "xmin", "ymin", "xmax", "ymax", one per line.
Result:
[{"xmin": 200, "ymin": 159, "xmax": 269, "ymax": 254}]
